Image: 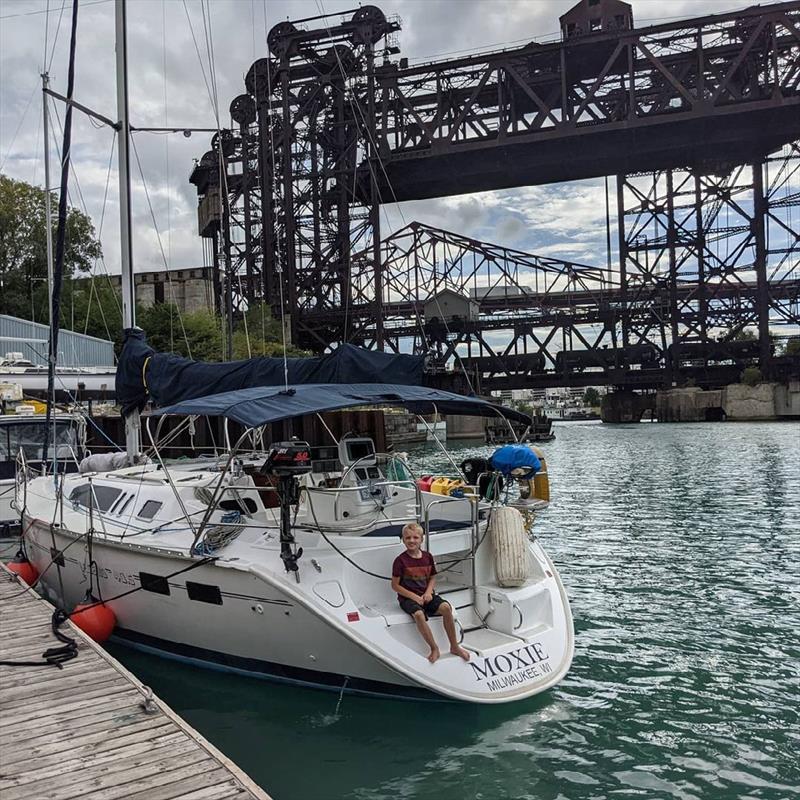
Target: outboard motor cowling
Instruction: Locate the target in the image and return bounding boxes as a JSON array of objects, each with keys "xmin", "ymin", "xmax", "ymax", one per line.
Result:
[
  {"xmin": 460, "ymin": 457, "xmax": 503, "ymax": 500},
  {"xmin": 490, "ymin": 444, "xmax": 541, "ymax": 479}
]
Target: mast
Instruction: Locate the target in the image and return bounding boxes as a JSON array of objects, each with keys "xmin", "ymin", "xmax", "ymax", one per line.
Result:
[
  {"xmin": 42, "ymin": 71, "xmax": 56, "ymax": 476},
  {"xmin": 115, "ymin": 0, "xmax": 140, "ymax": 461},
  {"xmin": 43, "ymin": 0, "xmax": 79, "ymax": 472}
]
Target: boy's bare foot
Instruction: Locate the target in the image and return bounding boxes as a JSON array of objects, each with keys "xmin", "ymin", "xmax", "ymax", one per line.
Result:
[
  {"xmin": 450, "ymin": 646, "xmax": 471, "ymax": 661},
  {"xmin": 427, "ymin": 647, "xmax": 440, "ymax": 664}
]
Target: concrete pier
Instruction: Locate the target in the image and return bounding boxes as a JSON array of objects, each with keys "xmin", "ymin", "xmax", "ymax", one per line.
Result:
[
  {"xmin": 0, "ymin": 565, "xmax": 270, "ymax": 800},
  {"xmin": 602, "ymin": 381, "xmax": 800, "ymax": 422}
]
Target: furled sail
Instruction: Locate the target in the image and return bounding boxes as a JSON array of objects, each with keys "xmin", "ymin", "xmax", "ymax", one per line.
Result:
[{"xmin": 116, "ymin": 329, "xmax": 425, "ymax": 416}]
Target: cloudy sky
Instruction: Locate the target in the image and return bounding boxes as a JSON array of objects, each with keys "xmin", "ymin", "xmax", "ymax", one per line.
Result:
[{"xmin": 1, "ymin": 0, "xmax": 748, "ymax": 281}]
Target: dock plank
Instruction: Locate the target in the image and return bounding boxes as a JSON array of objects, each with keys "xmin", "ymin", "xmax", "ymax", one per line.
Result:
[
  {"xmin": 0, "ymin": 567, "xmax": 270, "ymax": 800},
  {"xmin": 1, "ymin": 717, "xmax": 175, "ymax": 768},
  {"xmin": 102, "ymin": 768, "xmax": 240, "ymax": 800},
  {"xmin": 2, "ymin": 695, "xmax": 150, "ymax": 745}
]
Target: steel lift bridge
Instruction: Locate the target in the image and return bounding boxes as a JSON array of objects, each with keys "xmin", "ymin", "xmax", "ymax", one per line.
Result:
[{"xmin": 189, "ymin": 0, "xmax": 800, "ymax": 392}]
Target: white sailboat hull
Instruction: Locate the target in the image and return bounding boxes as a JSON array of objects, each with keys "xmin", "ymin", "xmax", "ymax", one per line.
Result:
[{"xmin": 22, "ymin": 473, "xmax": 573, "ymax": 702}]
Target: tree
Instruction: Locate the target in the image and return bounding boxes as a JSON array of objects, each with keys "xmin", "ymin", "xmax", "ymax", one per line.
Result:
[
  {"xmin": 138, "ymin": 304, "xmax": 223, "ymax": 361},
  {"xmin": 514, "ymin": 401, "xmax": 534, "ymax": 417},
  {"xmin": 230, "ymin": 303, "xmax": 309, "ymax": 359},
  {"xmin": 0, "ymin": 174, "xmax": 101, "ymax": 324},
  {"xmin": 775, "ymin": 337, "xmax": 800, "ymax": 357},
  {"xmin": 741, "ymin": 366, "xmax": 762, "ymax": 386},
  {"xmin": 583, "ymin": 387, "xmax": 600, "ymax": 406},
  {"xmin": 65, "ymin": 278, "xmax": 123, "ymax": 345}
]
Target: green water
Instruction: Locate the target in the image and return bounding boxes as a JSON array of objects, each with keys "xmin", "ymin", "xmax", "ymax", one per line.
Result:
[{"xmin": 106, "ymin": 422, "xmax": 800, "ymax": 800}]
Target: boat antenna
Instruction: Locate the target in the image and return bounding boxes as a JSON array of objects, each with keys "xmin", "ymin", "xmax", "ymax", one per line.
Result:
[
  {"xmin": 116, "ymin": 0, "xmax": 141, "ymax": 463},
  {"xmin": 43, "ymin": 0, "xmax": 79, "ymax": 473}
]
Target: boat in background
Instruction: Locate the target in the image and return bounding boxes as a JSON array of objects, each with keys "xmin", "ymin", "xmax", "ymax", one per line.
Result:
[
  {"xmin": 0, "ymin": 412, "xmax": 86, "ymax": 536},
  {"xmin": 416, "ymin": 416, "xmax": 447, "ymax": 441},
  {"xmin": 486, "ymin": 413, "xmax": 554, "ymax": 445}
]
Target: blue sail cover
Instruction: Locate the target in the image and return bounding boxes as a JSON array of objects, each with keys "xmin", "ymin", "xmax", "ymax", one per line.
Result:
[
  {"xmin": 116, "ymin": 329, "xmax": 425, "ymax": 415},
  {"xmin": 149, "ymin": 383, "xmax": 533, "ymax": 428}
]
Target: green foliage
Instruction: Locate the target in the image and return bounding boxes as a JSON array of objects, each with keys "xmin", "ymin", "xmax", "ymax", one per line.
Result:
[
  {"xmin": 583, "ymin": 387, "xmax": 601, "ymax": 406},
  {"xmin": 0, "ymin": 177, "xmax": 309, "ymax": 362},
  {"xmin": 138, "ymin": 304, "xmax": 223, "ymax": 361},
  {"xmin": 732, "ymin": 329, "xmax": 757, "ymax": 341},
  {"xmin": 230, "ymin": 304, "xmax": 309, "ymax": 359},
  {"xmin": 741, "ymin": 366, "xmax": 763, "ymax": 386},
  {"xmin": 65, "ymin": 278, "xmax": 123, "ymax": 346},
  {"xmin": 514, "ymin": 401, "xmax": 534, "ymax": 417},
  {"xmin": 133, "ymin": 303, "xmax": 309, "ymax": 363},
  {"xmin": 779, "ymin": 338, "xmax": 800, "ymax": 357},
  {"xmin": 0, "ymin": 174, "xmax": 101, "ymax": 323}
]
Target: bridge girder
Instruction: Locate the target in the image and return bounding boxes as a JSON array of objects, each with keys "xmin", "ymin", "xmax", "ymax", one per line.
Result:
[{"xmin": 190, "ymin": 2, "xmax": 800, "ymax": 389}]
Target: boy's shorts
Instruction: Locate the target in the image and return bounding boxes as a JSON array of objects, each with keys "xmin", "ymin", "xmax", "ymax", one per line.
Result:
[{"xmin": 399, "ymin": 593, "xmax": 447, "ymax": 618}]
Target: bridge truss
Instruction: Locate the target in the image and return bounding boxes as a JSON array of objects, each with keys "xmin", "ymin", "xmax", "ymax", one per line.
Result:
[{"xmin": 189, "ymin": 1, "xmax": 800, "ymax": 389}]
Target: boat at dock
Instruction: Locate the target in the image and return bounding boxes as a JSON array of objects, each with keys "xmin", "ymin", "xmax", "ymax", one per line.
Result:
[
  {"xmin": 485, "ymin": 414, "xmax": 555, "ymax": 445},
  {"xmin": 19, "ymin": 341, "xmax": 574, "ymax": 703}
]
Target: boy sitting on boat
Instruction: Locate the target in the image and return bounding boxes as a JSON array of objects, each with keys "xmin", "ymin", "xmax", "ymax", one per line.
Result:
[{"xmin": 391, "ymin": 522, "xmax": 471, "ymax": 664}]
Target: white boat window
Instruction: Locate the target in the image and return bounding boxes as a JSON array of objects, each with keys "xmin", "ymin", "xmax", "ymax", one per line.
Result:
[
  {"xmin": 137, "ymin": 500, "xmax": 163, "ymax": 520},
  {"xmin": 69, "ymin": 484, "xmax": 122, "ymax": 512}
]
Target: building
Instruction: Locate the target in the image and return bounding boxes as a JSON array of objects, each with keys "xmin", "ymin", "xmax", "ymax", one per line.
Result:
[
  {"xmin": 423, "ymin": 289, "xmax": 479, "ymax": 324},
  {"xmin": 81, "ymin": 268, "xmax": 215, "ymax": 316},
  {"xmin": 0, "ymin": 314, "xmax": 114, "ymax": 368},
  {"xmin": 560, "ymin": 0, "xmax": 634, "ymax": 39},
  {"xmin": 136, "ymin": 268, "xmax": 214, "ymax": 314}
]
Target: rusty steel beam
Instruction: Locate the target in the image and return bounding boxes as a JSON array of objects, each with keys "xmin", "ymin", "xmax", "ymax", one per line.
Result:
[{"xmin": 188, "ymin": 2, "xmax": 799, "ymax": 392}]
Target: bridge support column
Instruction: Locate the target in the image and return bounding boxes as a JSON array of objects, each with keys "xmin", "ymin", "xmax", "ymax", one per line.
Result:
[{"xmin": 600, "ymin": 391, "xmax": 654, "ymax": 423}]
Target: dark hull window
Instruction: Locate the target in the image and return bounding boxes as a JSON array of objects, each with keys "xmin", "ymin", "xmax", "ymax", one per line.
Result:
[
  {"xmin": 140, "ymin": 572, "xmax": 170, "ymax": 595},
  {"xmin": 186, "ymin": 581, "xmax": 222, "ymax": 605},
  {"xmin": 219, "ymin": 497, "xmax": 258, "ymax": 515},
  {"xmin": 137, "ymin": 500, "xmax": 163, "ymax": 520}
]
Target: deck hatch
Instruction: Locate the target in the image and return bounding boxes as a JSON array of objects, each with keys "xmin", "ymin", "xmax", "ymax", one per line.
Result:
[
  {"xmin": 185, "ymin": 581, "xmax": 223, "ymax": 605},
  {"xmin": 137, "ymin": 500, "xmax": 163, "ymax": 520}
]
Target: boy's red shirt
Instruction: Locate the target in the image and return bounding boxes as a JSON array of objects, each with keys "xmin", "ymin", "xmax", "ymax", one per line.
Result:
[{"xmin": 392, "ymin": 550, "xmax": 437, "ymax": 601}]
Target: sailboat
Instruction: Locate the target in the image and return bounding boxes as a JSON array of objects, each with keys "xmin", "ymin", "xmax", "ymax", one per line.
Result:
[{"xmin": 18, "ymin": 0, "xmax": 574, "ymax": 703}]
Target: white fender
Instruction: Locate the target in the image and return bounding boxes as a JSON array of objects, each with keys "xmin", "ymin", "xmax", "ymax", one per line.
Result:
[{"xmin": 490, "ymin": 506, "xmax": 529, "ymax": 587}]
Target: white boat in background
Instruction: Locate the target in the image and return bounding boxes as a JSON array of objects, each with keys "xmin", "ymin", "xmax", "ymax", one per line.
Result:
[{"xmin": 0, "ymin": 412, "xmax": 86, "ymax": 534}]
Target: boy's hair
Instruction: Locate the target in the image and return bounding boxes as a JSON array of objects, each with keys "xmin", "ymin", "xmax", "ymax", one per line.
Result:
[{"xmin": 401, "ymin": 522, "xmax": 424, "ymax": 538}]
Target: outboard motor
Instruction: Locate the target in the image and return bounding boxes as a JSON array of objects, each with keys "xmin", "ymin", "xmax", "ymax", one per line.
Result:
[
  {"xmin": 261, "ymin": 441, "xmax": 312, "ymax": 578},
  {"xmin": 460, "ymin": 457, "xmax": 503, "ymax": 500}
]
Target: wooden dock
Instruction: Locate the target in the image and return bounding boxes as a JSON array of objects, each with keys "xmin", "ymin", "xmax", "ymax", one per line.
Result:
[{"xmin": 0, "ymin": 565, "xmax": 271, "ymax": 800}]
